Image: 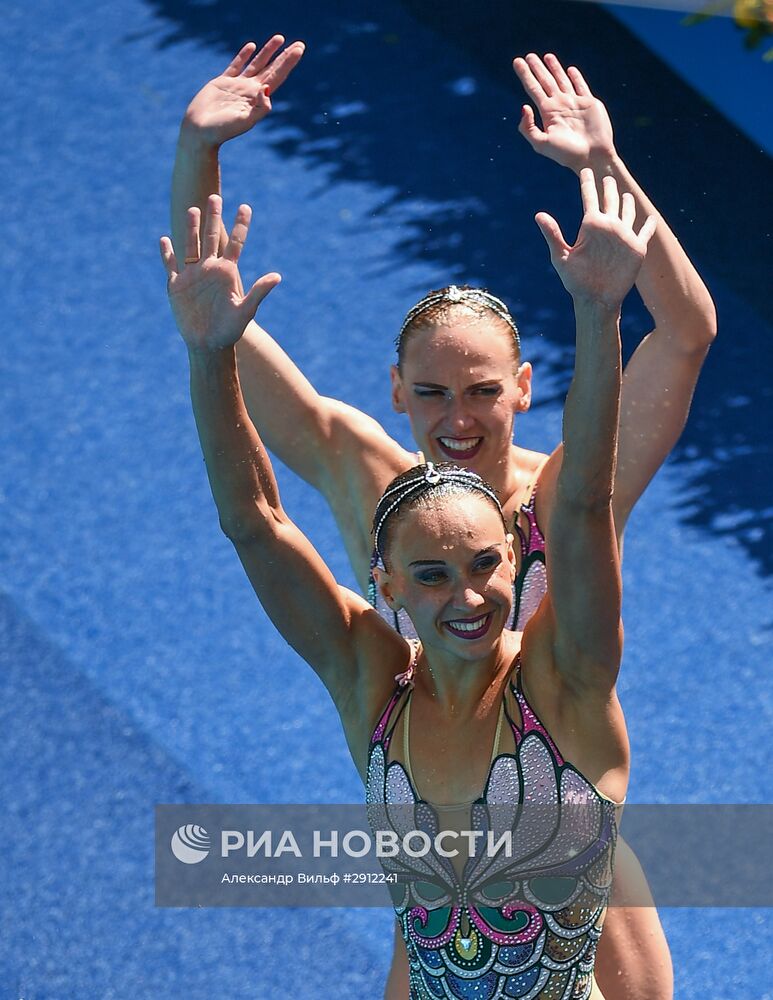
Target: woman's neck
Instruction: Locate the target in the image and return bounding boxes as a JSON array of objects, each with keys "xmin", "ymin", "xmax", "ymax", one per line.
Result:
[
  {"xmin": 417, "ymin": 632, "xmax": 520, "ymax": 715},
  {"xmin": 482, "ymin": 444, "xmax": 539, "ymax": 513}
]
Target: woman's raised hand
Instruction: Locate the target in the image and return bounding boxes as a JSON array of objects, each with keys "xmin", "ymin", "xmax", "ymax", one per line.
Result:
[
  {"xmin": 160, "ymin": 194, "xmax": 281, "ymax": 352},
  {"xmin": 513, "ymin": 54, "xmax": 615, "ymax": 172},
  {"xmin": 536, "ymin": 169, "xmax": 656, "ymax": 309},
  {"xmin": 182, "ymin": 37, "xmax": 305, "ymax": 147}
]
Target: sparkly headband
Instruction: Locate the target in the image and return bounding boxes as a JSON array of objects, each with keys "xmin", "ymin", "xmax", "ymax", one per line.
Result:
[
  {"xmin": 396, "ymin": 285, "xmax": 521, "ymax": 355},
  {"xmin": 373, "ymin": 462, "xmax": 504, "ymax": 562}
]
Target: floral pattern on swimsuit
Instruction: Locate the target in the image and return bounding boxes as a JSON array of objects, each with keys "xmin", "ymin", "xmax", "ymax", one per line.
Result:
[
  {"xmin": 368, "ymin": 483, "xmax": 547, "ymax": 637},
  {"xmin": 365, "ymin": 665, "xmax": 617, "ymax": 1000}
]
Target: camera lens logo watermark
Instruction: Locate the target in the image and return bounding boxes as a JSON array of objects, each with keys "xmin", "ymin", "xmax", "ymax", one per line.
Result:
[{"xmin": 170, "ymin": 824, "xmax": 210, "ymax": 864}]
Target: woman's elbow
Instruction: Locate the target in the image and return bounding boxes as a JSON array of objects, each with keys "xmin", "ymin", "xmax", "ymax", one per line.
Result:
[
  {"xmin": 218, "ymin": 503, "xmax": 279, "ymax": 546},
  {"xmin": 686, "ymin": 292, "xmax": 718, "ymax": 352}
]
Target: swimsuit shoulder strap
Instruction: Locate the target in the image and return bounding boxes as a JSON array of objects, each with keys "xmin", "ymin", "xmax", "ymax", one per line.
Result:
[
  {"xmin": 370, "ymin": 641, "xmax": 419, "ymax": 749},
  {"xmin": 508, "ymin": 656, "xmax": 564, "ymax": 764},
  {"xmin": 510, "ymin": 659, "xmax": 626, "ymax": 810},
  {"xmin": 521, "ymin": 454, "xmax": 551, "ymax": 513},
  {"xmin": 513, "ymin": 456, "xmax": 551, "ymax": 561}
]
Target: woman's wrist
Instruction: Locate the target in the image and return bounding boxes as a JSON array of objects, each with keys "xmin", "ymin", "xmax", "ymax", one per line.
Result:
[
  {"xmin": 580, "ymin": 148, "xmax": 622, "ymax": 178},
  {"xmin": 178, "ymin": 118, "xmax": 221, "ymax": 155},
  {"xmin": 571, "ymin": 296, "xmax": 622, "ymax": 326},
  {"xmin": 186, "ymin": 342, "xmax": 238, "ymax": 367}
]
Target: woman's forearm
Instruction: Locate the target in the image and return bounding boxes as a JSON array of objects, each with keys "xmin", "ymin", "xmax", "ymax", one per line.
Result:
[
  {"xmin": 586, "ymin": 152, "xmax": 716, "ymax": 349},
  {"xmin": 172, "ymin": 131, "xmax": 226, "ymax": 260},
  {"xmin": 558, "ymin": 299, "xmax": 622, "ymax": 508},
  {"xmin": 188, "ymin": 346, "xmax": 282, "ymax": 540}
]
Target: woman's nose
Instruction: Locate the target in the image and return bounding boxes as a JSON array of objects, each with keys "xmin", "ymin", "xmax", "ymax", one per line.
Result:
[
  {"xmin": 454, "ymin": 584, "xmax": 486, "ymax": 611},
  {"xmin": 447, "ymin": 397, "xmax": 474, "ymax": 432}
]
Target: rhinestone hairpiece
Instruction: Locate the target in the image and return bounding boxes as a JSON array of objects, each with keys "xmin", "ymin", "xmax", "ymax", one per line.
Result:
[
  {"xmin": 373, "ymin": 464, "xmax": 504, "ymax": 562},
  {"xmin": 424, "ymin": 462, "xmax": 441, "ymax": 485},
  {"xmin": 396, "ymin": 286, "xmax": 520, "ymax": 355}
]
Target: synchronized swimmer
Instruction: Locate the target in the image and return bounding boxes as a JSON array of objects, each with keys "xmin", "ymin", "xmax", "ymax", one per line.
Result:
[{"xmin": 167, "ymin": 36, "xmax": 715, "ymax": 1000}]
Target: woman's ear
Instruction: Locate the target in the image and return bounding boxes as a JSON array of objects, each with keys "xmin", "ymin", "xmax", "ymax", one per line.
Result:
[
  {"xmin": 516, "ymin": 362, "xmax": 533, "ymax": 412},
  {"xmin": 373, "ymin": 565, "xmax": 402, "ymax": 611},
  {"xmin": 390, "ymin": 364, "xmax": 407, "ymax": 414},
  {"xmin": 505, "ymin": 533, "xmax": 517, "ymax": 579}
]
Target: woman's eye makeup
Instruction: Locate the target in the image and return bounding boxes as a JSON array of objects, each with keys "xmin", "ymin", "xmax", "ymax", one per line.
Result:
[
  {"xmin": 414, "ymin": 567, "xmax": 448, "ymax": 584},
  {"xmin": 412, "ymin": 384, "xmax": 501, "ymax": 399},
  {"xmin": 412, "ymin": 552, "xmax": 501, "ymax": 584},
  {"xmin": 474, "ymin": 553, "xmax": 501, "ymax": 572}
]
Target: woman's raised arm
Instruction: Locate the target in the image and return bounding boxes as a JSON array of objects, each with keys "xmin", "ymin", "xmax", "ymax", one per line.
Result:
[
  {"xmin": 160, "ymin": 195, "xmax": 399, "ymax": 708},
  {"xmin": 514, "ymin": 54, "xmax": 716, "ymax": 533},
  {"xmin": 533, "ymin": 170, "xmax": 656, "ymax": 692},
  {"xmin": 169, "ymin": 43, "xmax": 406, "ymax": 545}
]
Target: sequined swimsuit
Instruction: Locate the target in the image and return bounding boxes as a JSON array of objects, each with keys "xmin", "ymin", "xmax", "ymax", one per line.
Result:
[
  {"xmin": 368, "ymin": 475, "xmax": 547, "ymax": 636},
  {"xmin": 365, "ymin": 659, "xmax": 618, "ymax": 1000}
]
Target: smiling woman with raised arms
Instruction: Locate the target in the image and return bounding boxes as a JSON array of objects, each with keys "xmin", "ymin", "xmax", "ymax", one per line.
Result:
[
  {"xmin": 161, "ymin": 167, "xmax": 655, "ymax": 999},
  {"xmin": 170, "ymin": 39, "xmax": 719, "ymax": 1000}
]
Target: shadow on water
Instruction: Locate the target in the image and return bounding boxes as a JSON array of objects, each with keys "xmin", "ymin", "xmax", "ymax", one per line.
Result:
[{"xmin": 144, "ymin": 0, "xmax": 772, "ymax": 574}]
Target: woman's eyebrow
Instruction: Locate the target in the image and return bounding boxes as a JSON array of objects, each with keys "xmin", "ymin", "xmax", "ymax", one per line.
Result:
[
  {"xmin": 412, "ymin": 381, "xmax": 448, "ymax": 390},
  {"xmin": 409, "ymin": 547, "xmax": 500, "ymax": 568}
]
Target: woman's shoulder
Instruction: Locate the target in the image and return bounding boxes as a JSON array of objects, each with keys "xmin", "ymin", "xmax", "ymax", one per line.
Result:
[
  {"xmin": 508, "ymin": 444, "xmax": 562, "ymax": 527},
  {"xmin": 503, "ymin": 445, "xmax": 553, "ymax": 515},
  {"xmin": 512, "ymin": 443, "xmax": 552, "ymax": 472},
  {"xmin": 342, "ymin": 615, "xmax": 415, "ymax": 778}
]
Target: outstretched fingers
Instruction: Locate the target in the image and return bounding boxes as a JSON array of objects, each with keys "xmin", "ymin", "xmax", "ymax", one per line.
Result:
[
  {"xmin": 543, "ymin": 53, "xmax": 572, "ymax": 94},
  {"xmin": 602, "ymin": 175, "xmax": 620, "ymax": 219},
  {"xmin": 202, "ymin": 194, "xmax": 223, "ymax": 259},
  {"xmin": 566, "ymin": 65, "xmax": 592, "ymax": 97},
  {"xmin": 241, "ymin": 272, "xmax": 282, "ymax": 323},
  {"xmin": 260, "ymin": 41, "xmax": 306, "ymax": 90},
  {"xmin": 534, "ymin": 212, "xmax": 568, "ymax": 260},
  {"xmin": 243, "ymin": 34, "xmax": 286, "ymax": 77},
  {"xmin": 185, "ymin": 206, "xmax": 201, "ymax": 265},
  {"xmin": 518, "ymin": 104, "xmax": 547, "ymax": 149},
  {"xmin": 637, "ymin": 214, "xmax": 658, "ymax": 247},
  {"xmin": 512, "ymin": 56, "xmax": 546, "ymax": 106},
  {"xmin": 524, "ymin": 54, "xmax": 557, "ymax": 98},
  {"xmin": 222, "ymin": 203, "xmax": 252, "ymax": 263},
  {"xmin": 621, "ymin": 191, "xmax": 636, "ymax": 229},
  {"xmin": 579, "ymin": 167, "xmax": 600, "ymax": 215},
  {"xmin": 223, "ymin": 42, "xmax": 258, "ymax": 78},
  {"xmin": 159, "ymin": 236, "xmax": 178, "ymax": 279}
]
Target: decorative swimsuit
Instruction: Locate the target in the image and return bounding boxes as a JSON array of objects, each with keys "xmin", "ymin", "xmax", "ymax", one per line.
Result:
[
  {"xmin": 365, "ymin": 659, "xmax": 618, "ymax": 1000},
  {"xmin": 366, "ymin": 471, "xmax": 617, "ymax": 997}
]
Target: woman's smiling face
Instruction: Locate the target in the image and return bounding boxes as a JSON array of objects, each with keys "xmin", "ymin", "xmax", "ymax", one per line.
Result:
[
  {"xmin": 391, "ymin": 313, "xmax": 532, "ymax": 487},
  {"xmin": 376, "ymin": 491, "xmax": 516, "ymax": 660}
]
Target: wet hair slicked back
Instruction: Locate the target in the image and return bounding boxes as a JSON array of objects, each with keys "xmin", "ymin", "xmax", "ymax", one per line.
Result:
[
  {"xmin": 372, "ymin": 462, "xmax": 507, "ymax": 567},
  {"xmin": 395, "ymin": 285, "xmax": 521, "ymax": 370}
]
